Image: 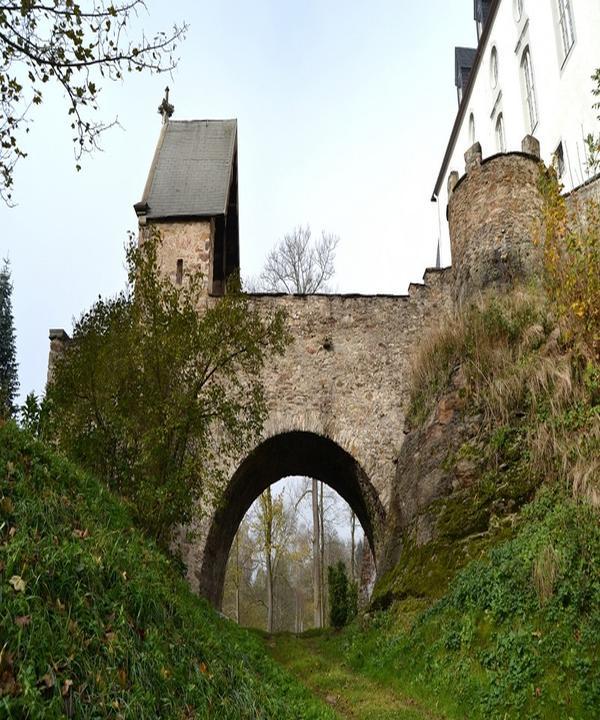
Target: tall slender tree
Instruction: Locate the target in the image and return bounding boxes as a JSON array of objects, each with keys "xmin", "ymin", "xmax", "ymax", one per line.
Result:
[
  {"xmin": 0, "ymin": 260, "xmax": 18, "ymax": 419},
  {"xmin": 251, "ymin": 225, "xmax": 340, "ymax": 629}
]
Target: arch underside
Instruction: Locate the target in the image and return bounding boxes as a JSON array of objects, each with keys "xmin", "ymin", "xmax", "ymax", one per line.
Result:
[{"xmin": 197, "ymin": 431, "xmax": 386, "ymax": 608}]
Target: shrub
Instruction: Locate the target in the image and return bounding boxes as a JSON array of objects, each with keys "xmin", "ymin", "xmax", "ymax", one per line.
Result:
[
  {"xmin": 536, "ymin": 165, "xmax": 600, "ymax": 359},
  {"xmin": 47, "ymin": 232, "xmax": 290, "ymax": 546},
  {"xmin": 328, "ymin": 561, "xmax": 354, "ymax": 629}
]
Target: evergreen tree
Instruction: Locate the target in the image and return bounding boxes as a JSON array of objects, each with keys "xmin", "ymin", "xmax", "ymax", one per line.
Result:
[
  {"xmin": 328, "ymin": 561, "xmax": 351, "ymax": 629},
  {"xmin": 0, "ymin": 260, "xmax": 19, "ymax": 418}
]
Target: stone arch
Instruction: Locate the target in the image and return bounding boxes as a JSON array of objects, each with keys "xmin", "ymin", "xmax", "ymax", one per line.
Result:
[{"xmin": 197, "ymin": 430, "xmax": 386, "ymax": 608}]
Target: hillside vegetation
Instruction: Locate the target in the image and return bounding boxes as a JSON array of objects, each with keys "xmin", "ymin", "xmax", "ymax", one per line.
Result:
[
  {"xmin": 340, "ymin": 288, "xmax": 600, "ymax": 719},
  {"xmin": 270, "ymin": 288, "xmax": 599, "ymax": 720},
  {"xmin": 0, "ymin": 423, "xmax": 334, "ymax": 719}
]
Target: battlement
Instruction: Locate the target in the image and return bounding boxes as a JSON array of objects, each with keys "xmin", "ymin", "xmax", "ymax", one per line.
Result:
[{"xmin": 447, "ymin": 135, "xmax": 544, "ymax": 303}]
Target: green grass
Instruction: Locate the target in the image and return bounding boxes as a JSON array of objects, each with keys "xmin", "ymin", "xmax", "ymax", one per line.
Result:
[
  {"xmin": 339, "ymin": 490, "xmax": 600, "ymax": 720},
  {"xmin": 0, "ymin": 422, "xmax": 335, "ymax": 719},
  {"xmin": 267, "ymin": 631, "xmax": 443, "ymax": 720},
  {"xmin": 267, "ymin": 490, "xmax": 600, "ymax": 720}
]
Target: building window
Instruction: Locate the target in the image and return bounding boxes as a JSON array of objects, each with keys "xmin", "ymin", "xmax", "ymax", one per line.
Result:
[
  {"xmin": 514, "ymin": 0, "xmax": 524, "ymax": 22},
  {"xmin": 557, "ymin": 0, "xmax": 575, "ymax": 61},
  {"xmin": 490, "ymin": 47, "xmax": 499, "ymax": 90},
  {"xmin": 554, "ymin": 142, "xmax": 565, "ymax": 177},
  {"xmin": 176, "ymin": 258, "xmax": 183, "ymax": 285},
  {"xmin": 521, "ymin": 47, "xmax": 538, "ymax": 132},
  {"xmin": 495, "ymin": 114, "xmax": 506, "ymax": 153},
  {"xmin": 469, "ymin": 113, "xmax": 476, "ymax": 145}
]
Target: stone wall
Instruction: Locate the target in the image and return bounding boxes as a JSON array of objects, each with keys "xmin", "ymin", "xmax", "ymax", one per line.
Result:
[
  {"xmin": 180, "ymin": 270, "xmax": 454, "ymax": 602},
  {"xmin": 448, "ymin": 143, "xmax": 544, "ymax": 304},
  {"xmin": 247, "ymin": 279, "xmax": 452, "ymax": 509},
  {"xmin": 568, "ymin": 172, "xmax": 600, "ymax": 207},
  {"xmin": 140, "ymin": 219, "xmax": 214, "ymax": 292}
]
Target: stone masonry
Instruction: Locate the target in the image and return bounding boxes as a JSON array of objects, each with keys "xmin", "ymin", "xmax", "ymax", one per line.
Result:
[{"xmin": 49, "ymin": 133, "xmax": 593, "ymax": 609}]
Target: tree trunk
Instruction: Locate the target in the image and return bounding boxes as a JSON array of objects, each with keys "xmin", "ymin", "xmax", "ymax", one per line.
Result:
[
  {"xmin": 312, "ymin": 478, "xmax": 321, "ymax": 628},
  {"xmin": 319, "ymin": 480, "xmax": 325, "ymax": 626},
  {"xmin": 264, "ymin": 487, "xmax": 274, "ymax": 633},
  {"xmin": 350, "ymin": 510, "xmax": 356, "ymax": 582},
  {"xmin": 235, "ymin": 531, "xmax": 240, "ymax": 624}
]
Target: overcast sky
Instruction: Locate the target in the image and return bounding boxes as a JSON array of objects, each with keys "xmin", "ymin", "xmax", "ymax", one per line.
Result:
[{"xmin": 1, "ymin": 0, "xmax": 477, "ymax": 404}]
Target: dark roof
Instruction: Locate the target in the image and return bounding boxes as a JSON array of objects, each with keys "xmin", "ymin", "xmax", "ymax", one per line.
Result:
[
  {"xmin": 474, "ymin": 0, "xmax": 493, "ymax": 23},
  {"xmin": 136, "ymin": 119, "xmax": 237, "ymax": 220},
  {"xmin": 455, "ymin": 47, "xmax": 477, "ymax": 89},
  {"xmin": 431, "ymin": 0, "xmax": 501, "ymax": 201}
]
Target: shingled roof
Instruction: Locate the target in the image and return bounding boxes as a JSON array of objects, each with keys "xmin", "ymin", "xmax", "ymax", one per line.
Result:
[{"xmin": 135, "ymin": 119, "xmax": 237, "ymax": 221}]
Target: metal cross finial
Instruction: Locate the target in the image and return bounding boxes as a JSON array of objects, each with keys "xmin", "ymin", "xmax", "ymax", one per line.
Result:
[{"xmin": 158, "ymin": 86, "xmax": 174, "ymax": 124}]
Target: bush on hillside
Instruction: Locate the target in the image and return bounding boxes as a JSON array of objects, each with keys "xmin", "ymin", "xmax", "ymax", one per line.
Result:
[{"xmin": 47, "ymin": 232, "xmax": 290, "ymax": 546}]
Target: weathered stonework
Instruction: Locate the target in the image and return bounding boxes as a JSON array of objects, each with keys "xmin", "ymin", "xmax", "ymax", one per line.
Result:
[
  {"xmin": 48, "ymin": 135, "xmax": 561, "ymax": 609},
  {"xmin": 182, "ymin": 269, "xmax": 454, "ymax": 605},
  {"xmin": 47, "ymin": 329, "xmax": 71, "ymax": 385},
  {"xmin": 448, "ymin": 148, "xmax": 543, "ymax": 304},
  {"xmin": 140, "ymin": 220, "xmax": 215, "ymax": 292}
]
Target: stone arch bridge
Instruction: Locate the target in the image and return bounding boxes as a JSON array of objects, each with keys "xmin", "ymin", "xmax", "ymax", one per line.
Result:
[{"xmin": 49, "ymin": 120, "xmax": 571, "ymax": 609}]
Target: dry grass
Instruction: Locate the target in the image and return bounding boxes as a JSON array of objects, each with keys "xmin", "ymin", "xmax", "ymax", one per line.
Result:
[
  {"xmin": 532, "ymin": 544, "xmax": 561, "ymax": 604},
  {"xmin": 408, "ymin": 288, "xmax": 600, "ymax": 508}
]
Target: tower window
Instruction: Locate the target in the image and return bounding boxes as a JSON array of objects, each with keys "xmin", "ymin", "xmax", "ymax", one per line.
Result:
[
  {"xmin": 176, "ymin": 258, "xmax": 183, "ymax": 285},
  {"xmin": 469, "ymin": 113, "xmax": 476, "ymax": 145},
  {"xmin": 557, "ymin": 0, "xmax": 575, "ymax": 61},
  {"xmin": 495, "ymin": 113, "xmax": 506, "ymax": 153},
  {"xmin": 521, "ymin": 47, "xmax": 538, "ymax": 132},
  {"xmin": 554, "ymin": 142, "xmax": 565, "ymax": 177},
  {"xmin": 490, "ymin": 47, "xmax": 499, "ymax": 90}
]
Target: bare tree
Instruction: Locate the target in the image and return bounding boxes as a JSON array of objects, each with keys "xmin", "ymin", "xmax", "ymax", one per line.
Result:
[
  {"xmin": 254, "ymin": 225, "xmax": 339, "ymax": 628},
  {"xmin": 311, "ymin": 478, "xmax": 321, "ymax": 627},
  {"xmin": 259, "ymin": 225, "xmax": 339, "ymax": 294},
  {"xmin": 0, "ymin": 1, "xmax": 187, "ymax": 202}
]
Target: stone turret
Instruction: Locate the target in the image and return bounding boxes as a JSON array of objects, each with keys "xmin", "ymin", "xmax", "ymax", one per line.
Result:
[{"xmin": 447, "ymin": 136, "xmax": 544, "ymax": 304}]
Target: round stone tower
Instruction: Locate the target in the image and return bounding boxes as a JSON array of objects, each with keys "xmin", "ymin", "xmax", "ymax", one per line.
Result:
[{"xmin": 448, "ymin": 136, "xmax": 544, "ymax": 304}]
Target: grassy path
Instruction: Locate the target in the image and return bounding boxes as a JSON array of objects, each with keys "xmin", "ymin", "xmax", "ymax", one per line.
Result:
[{"xmin": 266, "ymin": 632, "xmax": 446, "ymax": 720}]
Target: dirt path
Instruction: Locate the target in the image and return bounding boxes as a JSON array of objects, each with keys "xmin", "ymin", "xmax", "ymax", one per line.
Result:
[{"xmin": 266, "ymin": 633, "xmax": 446, "ymax": 720}]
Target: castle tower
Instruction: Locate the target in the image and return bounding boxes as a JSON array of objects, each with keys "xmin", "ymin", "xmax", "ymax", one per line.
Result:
[
  {"xmin": 134, "ymin": 100, "xmax": 239, "ymax": 296},
  {"xmin": 447, "ymin": 135, "xmax": 543, "ymax": 303}
]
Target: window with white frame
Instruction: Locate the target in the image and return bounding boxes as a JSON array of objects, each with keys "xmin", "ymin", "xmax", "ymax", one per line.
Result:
[
  {"xmin": 469, "ymin": 113, "xmax": 476, "ymax": 144},
  {"xmin": 495, "ymin": 114, "xmax": 506, "ymax": 153},
  {"xmin": 490, "ymin": 47, "xmax": 499, "ymax": 90},
  {"xmin": 521, "ymin": 47, "xmax": 538, "ymax": 131},
  {"xmin": 557, "ymin": 0, "xmax": 575, "ymax": 61}
]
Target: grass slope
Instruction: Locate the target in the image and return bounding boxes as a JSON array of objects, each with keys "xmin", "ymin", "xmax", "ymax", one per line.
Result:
[
  {"xmin": 337, "ymin": 292, "xmax": 600, "ymax": 720},
  {"xmin": 341, "ymin": 490, "xmax": 600, "ymax": 719},
  {"xmin": 0, "ymin": 423, "xmax": 334, "ymax": 719},
  {"xmin": 268, "ymin": 490, "xmax": 600, "ymax": 720}
]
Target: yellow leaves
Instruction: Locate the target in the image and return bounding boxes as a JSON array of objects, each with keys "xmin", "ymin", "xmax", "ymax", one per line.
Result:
[
  {"xmin": 538, "ymin": 166, "xmax": 600, "ymax": 359},
  {"xmin": 117, "ymin": 668, "xmax": 127, "ymax": 688},
  {"xmin": 199, "ymin": 662, "xmax": 207, "ymax": 675},
  {"xmin": 160, "ymin": 667, "xmax": 172, "ymax": 680},
  {"xmin": 571, "ymin": 301, "xmax": 587, "ymax": 318},
  {"xmin": 8, "ymin": 575, "xmax": 25, "ymax": 592},
  {"xmin": 72, "ymin": 528, "xmax": 89, "ymax": 539}
]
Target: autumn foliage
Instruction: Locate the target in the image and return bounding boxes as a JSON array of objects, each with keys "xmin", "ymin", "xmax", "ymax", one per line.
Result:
[{"xmin": 536, "ymin": 165, "xmax": 600, "ymax": 359}]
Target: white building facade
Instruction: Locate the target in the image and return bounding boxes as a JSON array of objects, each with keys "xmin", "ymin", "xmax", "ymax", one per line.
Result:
[{"xmin": 433, "ymin": 0, "xmax": 600, "ymax": 261}]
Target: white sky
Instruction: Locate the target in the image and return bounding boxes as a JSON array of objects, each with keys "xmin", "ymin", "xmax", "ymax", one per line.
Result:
[{"xmin": 0, "ymin": 0, "xmax": 477, "ymax": 404}]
